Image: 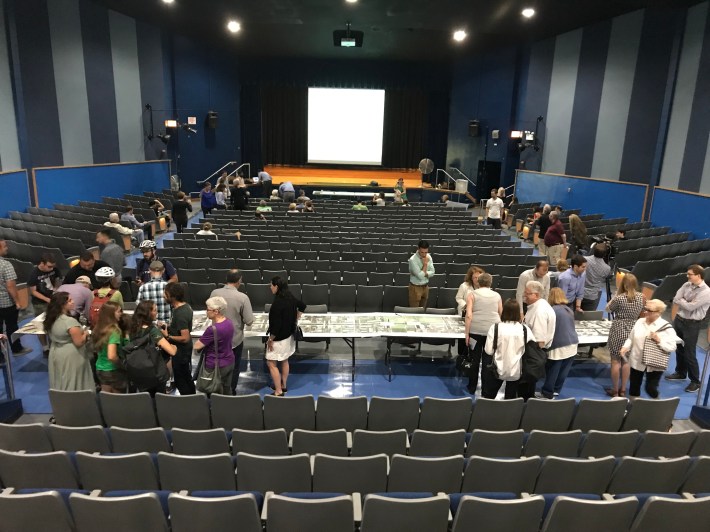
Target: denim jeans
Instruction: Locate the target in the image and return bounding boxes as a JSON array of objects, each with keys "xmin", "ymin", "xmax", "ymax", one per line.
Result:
[{"xmin": 541, "ymin": 357, "xmax": 575, "ymax": 398}]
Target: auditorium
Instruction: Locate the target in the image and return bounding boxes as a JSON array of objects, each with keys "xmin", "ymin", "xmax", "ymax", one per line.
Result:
[{"xmin": 0, "ymin": 0, "xmax": 709, "ymax": 530}]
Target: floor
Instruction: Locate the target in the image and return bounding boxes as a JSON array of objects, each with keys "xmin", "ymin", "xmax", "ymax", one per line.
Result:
[{"xmin": 3, "ymin": 214, "xmax": 708, "ymax": 424}]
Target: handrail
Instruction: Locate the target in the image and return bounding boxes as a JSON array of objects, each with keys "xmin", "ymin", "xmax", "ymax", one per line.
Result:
[
  {"xmin": 450, "ymin": 167, "xmax": 477, "ymax": 187},
  {"xmin": 196, "ymin": 161, "xmax": 238, "ymax": 185},
  {"xmin": 234, "ymin": 163, "xmax": 251, "ymax": 182},
  {"xmin": 435, "ymin": 169, "xmax": 456, "ymax": 188}
]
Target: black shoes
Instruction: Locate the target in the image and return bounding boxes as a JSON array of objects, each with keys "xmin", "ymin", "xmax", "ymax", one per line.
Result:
[
  {"xmin": 685, "ymin": 383, "xmax": 701, "ymax": 393},
  {"xmin": 664, "ymin": 372, "xmax": 686, "ymax": 381}
]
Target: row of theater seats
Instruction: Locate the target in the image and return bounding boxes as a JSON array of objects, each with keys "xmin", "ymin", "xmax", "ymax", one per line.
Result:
[
  {"xmin": 3, "ymin": 423, "xmax": 709, "ymax": 459},
  {"xmin": 0, "ymin": 449, "xmax": 708, "ymax": 495},
  {"xmin": 48, "ymin": 390, "xmax": 680, "ymax": 434}
]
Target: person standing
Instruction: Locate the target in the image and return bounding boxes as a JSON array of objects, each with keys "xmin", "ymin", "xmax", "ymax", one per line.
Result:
[
  {"xmin": 605, "ymin": 273, "xmax": 644, "ymax": 397},
  {"xmin": 28, "ymin": 253, "xmax": 61, "ymax": 317},
  {"xmin": 394, "ymin": 178, "xmax": 408, "ymax": 203},
  {"xmin": 464, "ymin": 273, "xmax": 502, "ymax": 395},
  {"xmin": 535, "ymin": 205, "xmax": 552, "ymax": 256},
  {"xmin": 622, "ymin": 299, "xmax": 680, "ymax": 399},
  {"xmin": 61, "ymin": 252, "xmax": 110, "ymax": 288},
  {"xmin": 56, "ymin": 276, "xmax": 93, "ymax": 322},
  {"xmin": 200, "ymin": 183, "xmax": 216, "ymax": 216},
  {"xmin": 523, "ymin": 280, "xmax": 556, "ymax": 400},
  {"xmin": 44, "ymin": 292, "xmax": 93, "ymax": 391},
  {"xmin": 258, "ymin": 170, "xmax": 272, "ymax": 196},
  {"xmin": 96, "ymin": 230, "xmax": 124, "ymax": 288},
  {"xmin": 135, "ymin": 240, "xmax": 178, "ymax": 286},
  {"xmin": 136, "ymin": 262, "xmax": 171, "ymax": 323},
  {"xmin": 266, "ymin": 276, "xmax": 306, "ymax": 396},
  {"xmin": 455, "ymin": 266, "xmax": 484, "ymax": 359},
  {"xmin": 515, "ymin": 260, "xmax": 550, "ymax": 314},
  {"xmin": 485, "ymin": 188, "xmax": 505, "ymax": 229},
  {"xmin": 162, "ymin": 282, "xmax": 196, "ymax": 395},
  {"xmin": 214, "ymin": 184, "xmax": 228, "ymax": 210},
  {"xmin": 171, "ymin": 191, "xmax": 193, "ymax": 234},
  {"xmin": 568, "ymin": 214, "xmax": 588, "ymax": 256},
  {"xmin": 543, "ymin": 211, "xmax": 566, "ymax": 265},
  {"xmin": 92, "ymin": 301, "xmax": 127, "ymax": 394},
  {"xmin": 666, "ymin": 265, "xmax": 710, "ymax": 393},
  {"xmin": 539, "ymin": 288, "xmax": 578, "ymax": 399},
  {"xmin": 558, "ymin": 255, "xmax": 587, "ymax": 313},
  {"xmin": 408, "ymin": 240, "xmax": 435, "ymax": 308},
  {"xmin": 279, "ymin": 181, "xmax": 296, "ymax": 203},
  {"xmin": 0, "ymin": 239, "xmax": 30, "ymax": 355},
  {"xmin": 211, "ymin": 270, "xmax": 254, "ymax": 394},
  {"xmin": 581, "ymin": 244, "xmax": 611, "ymax": 311}
]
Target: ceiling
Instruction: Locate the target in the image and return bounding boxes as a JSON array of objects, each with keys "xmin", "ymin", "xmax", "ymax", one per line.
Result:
[{"xmin": 93, "ymin": 0, "xmax": 700, "ymax": 63}]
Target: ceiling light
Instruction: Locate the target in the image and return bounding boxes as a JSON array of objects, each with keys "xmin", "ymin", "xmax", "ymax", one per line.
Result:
[
  {"xmin": 161, "ymin": 0, "xmax": 174, "ymax": 4},
  {"xmin": 345, "ymin": 0, "xmax": 358, "ymax": 3},
  {"xmin": 453, "ymin": 30, "xmax": 467, "ymax": 42},
  {"xmin": 522, "ymin": 8, "xmax": 536, "ymax": 18},
  {"xmin": 227, "ymin": 20, "xmax": 241, "ymax": 33}
]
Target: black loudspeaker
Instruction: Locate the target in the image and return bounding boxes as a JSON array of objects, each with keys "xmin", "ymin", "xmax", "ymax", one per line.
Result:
[
  {"xmin": 207, "ymin": 111, "xmax": 218, "ymax": 129},
  {"xmin": 468, "ymin": 119, "xmax": 480, "ymax": 137}
]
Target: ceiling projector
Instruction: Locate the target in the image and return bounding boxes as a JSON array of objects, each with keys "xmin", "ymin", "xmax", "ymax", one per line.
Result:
[{"xmin": 334, "ymin": 23, "xmax": 363, "ymax": 48}]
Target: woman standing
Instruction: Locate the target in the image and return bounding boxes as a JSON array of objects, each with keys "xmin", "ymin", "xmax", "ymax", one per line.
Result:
[
  {"xmin": 605, "ymin": 274, "xmax": 645, "ymax": 397},
  {"xmin": 232, "ymin": 185, "xmax": 249, "ymax": 211},
  {"xmin": 127, "ymin": 300, "xmax": 176, "ymax": 395},
  {"xmin": 93, "ymin": 301, "xmax": 127, "ymax": 394},
  {"xmin": 464, "ymin": 273, "xmax": 502, "ymax": 395},
  {"xmin": 482, "ymin": 299, "xmax": 535, "ymax": 399},
  {"xmin": 620, "ymin": 299, "xmax": 679, "ymax": 399},
  {"xmin": 540, "ymin": 288, "xmax": 578, "ymax": 399},
  {"xmin": 394, "ymin": 178, "xmax": 408, "ymax": 203},
  {"xmin": 214, "ymin": 184, "xmax": 227, "ymax": 210},
  {"xmin": 200, "ymin": 182, "xmax": 216, "ymax": 216},
  {"xmin": 455, "ymin": 266, "xmax": 485, "ymax": 361},
  {"xmin": 44, "ymin": 292, "xmax": 94, "ymax": 391},
  {"xmin": 266, "ymin": 276, "xmax": 306, "ymax": 396},
  {"xmin": 194, "ymin": 297, "xmax": 235, "ymax": 395},
  {"xmin": 171, "ymin": 191, "xmax": 193, "ymax": 234},
  {"xmin": 568, "ymin": 214, "xmax": 588, "ymax": 256}
]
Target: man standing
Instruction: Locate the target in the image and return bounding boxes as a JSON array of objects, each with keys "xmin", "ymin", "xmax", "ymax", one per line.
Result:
[
  {"xmin": 581, "ymin": 245, "xmax": 611, "ymax": 311},
  {"xmin": 543, "ymin": 211, "xmax": 567, "ymax": 265},
  {"xmin": 516, "ymin": 259, "xmax": 550, "ymax": 313},
  {"xmin": 211, "ymin": 270, "xmax": 254, "ymax": 394},
  {"xmin": 666, "ymin": 264, "xmax": 710, "ymax": 393},
  {"xmin": 408, "ymin": 240, "xmax": 435, "ymax": 307},
  {"xmin": 278, "ymin": 181, "xmax": 296, "ymax": 203},
  {"xmin": 258, "ymin": 170, "xmax": 272, "ymax": 196},
  {"xmin": 162, "ymin": 282, "xmax": 196, "ymax": 395},
  {"xmin": 558, "ymin": 255, "xmax": 587, "ymax": 313},
  {"xmin": 96, "ymin": 230, "xmax": 124, "ymax": 287},
  {"xmin": 135, "ymin": 241, "xmax": 178, "ymax": 285},
  {"xmin": 28, "ymin": 253, "xmax": 61, "ymax": 316},
  {"xmin": 62, "ymin": 252, "xmax": 110, "ymax": 288},
  {"xmin": 136, "ymin": 262, "xmax": 171, "ymax": 322},
  {"xmin": 56, "ymin": 276, "xmax": 93, "ymax": 322},
  {"xmin": 535, "ymin": 205, "xmax": 552, "ymax": 256},
  {"xmin": 485, "ymin": 188, "xmax": 505, "ymax": 229},
  {"xmin": 171, "ymin": 191, "xmax": 193, "ymax": 234},
  {"xmin": 523, "ymin": 280, "xmax": 556, "ymax": 399},
  {"xmin": 0, "ymin": 240, "xmax": 30, "ymax": 355}
]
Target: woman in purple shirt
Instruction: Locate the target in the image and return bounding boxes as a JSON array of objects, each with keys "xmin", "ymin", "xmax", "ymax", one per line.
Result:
[{"xmin": 194, "ymin": 296, "xmax": 235, "ymax": 394}]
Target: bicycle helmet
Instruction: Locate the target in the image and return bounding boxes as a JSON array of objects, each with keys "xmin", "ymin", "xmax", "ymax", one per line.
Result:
[
  {"xmin": 139, "ymin": 240, "xmax": 157, "ymax": 250},
  {"xmin": 95, "ymin": 266, "xmax": 115, "ymax": 280}
]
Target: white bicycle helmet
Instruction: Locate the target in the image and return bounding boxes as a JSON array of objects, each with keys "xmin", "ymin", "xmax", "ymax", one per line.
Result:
[
  {"xmin": 95, "ymin": 266, "xmax": 115, "ymax": 280},
  {"xmin": 139, "ymin": 240, "xmax": 157, "ymax": 250}
]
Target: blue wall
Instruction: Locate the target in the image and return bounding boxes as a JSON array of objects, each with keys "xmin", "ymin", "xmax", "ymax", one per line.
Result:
[
  {"xmin": 515, "ymin": 170, "xmax": 648, "ymax": 222},
  {"xmin": 649, "ymin": 188, "xmax": 710, "ymax": 240},
  {"xmin": 0, "ymin": 169, "xmax": 29, "ymax": 217},
  {"xmin": 34, "ymin": 161, "xmax": 169, "ymax": 207}
]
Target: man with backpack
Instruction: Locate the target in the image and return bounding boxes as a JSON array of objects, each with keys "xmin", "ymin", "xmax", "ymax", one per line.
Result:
[{"xmin": 89, "ymin": 267, "xmax": 123, "ymax": 329}]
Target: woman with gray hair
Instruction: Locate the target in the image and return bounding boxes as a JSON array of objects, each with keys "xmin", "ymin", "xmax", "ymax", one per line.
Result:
[
  {"xmin": 194, "ymin": 296, "xmax": 235, "ymax": 394},
  {"xmin": 620, "ymin": 299, "xmax": 679, "ymax": 399}
]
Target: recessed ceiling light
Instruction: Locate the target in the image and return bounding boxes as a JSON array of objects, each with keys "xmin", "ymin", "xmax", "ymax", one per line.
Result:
[
  {"xmin": 161, "ymin": 0, "xmax": 174, "ymax": 4},
  {"xmin": 453, "ymin": 30, "xmax": 467, "ymax": 42},
  {"xmin": 345, "ymin": 0, "xmax": 358, "ymax": 3},
  {"xmin": 522, "ymin": 8, "xmax": 536, "ymax": 18},
  {"xmin": 227, "ymin": 20, "xmax": 241, "ymax": 33}
]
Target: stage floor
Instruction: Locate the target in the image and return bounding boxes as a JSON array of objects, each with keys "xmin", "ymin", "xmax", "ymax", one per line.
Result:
[{"xmin": 264, "ymin": 165, "xmax": 423, "ymax": 189}]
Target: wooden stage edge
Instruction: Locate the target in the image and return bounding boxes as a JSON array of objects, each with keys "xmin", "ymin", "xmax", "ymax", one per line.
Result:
[{"xmin": 264, "ymin": 165, "xmax": 427, "ymax": 189}]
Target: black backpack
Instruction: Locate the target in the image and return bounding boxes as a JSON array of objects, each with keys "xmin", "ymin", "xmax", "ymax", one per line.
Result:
[{"xmin": 120, "ymin": 334, "xmax": 170, "ymax": 392}]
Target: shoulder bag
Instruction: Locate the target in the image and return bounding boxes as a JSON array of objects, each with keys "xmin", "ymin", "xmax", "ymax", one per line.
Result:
[
  {"xmin": 197, "ymin": 325, "xmax": 223, "ymax": 395},
  {"xmin": 521, "ymin": 326, "xmax": 547, "ymax": 382},
  {"xmin": 641, "ymin": 323, "xmax": 674, "ymax": 370}
]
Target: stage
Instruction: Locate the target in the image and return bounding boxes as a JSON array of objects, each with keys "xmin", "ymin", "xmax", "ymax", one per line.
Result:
[{"xmin": 264, "ymin": 165, "xmax": 425, "ymax": 189}]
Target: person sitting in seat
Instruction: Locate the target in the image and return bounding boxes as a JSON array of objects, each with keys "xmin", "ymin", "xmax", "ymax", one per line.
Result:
[
  {"xmin": 352, "ymin": 201, "xmax": 368, "ymax": 211},
  {"xmin": 256, "ymin": 200, "xmax": 272, "ymax": 213},
  {"xmin": 121, "ymin": 206, "xmax": 151, "ymax": 240},
  {"xmin": 104, "ymin": 212, "xmax": 143, "ymax": 245},
  {"xmin": 287, "ymin": 203, "xmax": 299, "ymax": 213},
  {"xmin": 303, "ymin": 200, "xmax": 316, "ymax": 213},
  {"xmin": 296, "ymin": 189, "xmax": 310, "ymax": 204},
  {"xmin": 269, "ymin": 189, "xmax": 280, "ymax": 201},
  {"xmin": 196, "ymin": 222, "xmax": 217, "ymax": 237}
]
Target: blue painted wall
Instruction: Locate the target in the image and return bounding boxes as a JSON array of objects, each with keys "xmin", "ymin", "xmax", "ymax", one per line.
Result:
[
  {"xmin": 0, "ymin": 169, "xmax": 29, "ymax": 217},
  {"xmin": 649, "ymin": 188, "xmax": 710, "ymax": 240},
  {"xmin": 34, "ymin": 161, "xmax": 170, "ymax": 207},
  {"xmin": 515, "ymin": 170, "xmax": 648, "ymax": 222}
]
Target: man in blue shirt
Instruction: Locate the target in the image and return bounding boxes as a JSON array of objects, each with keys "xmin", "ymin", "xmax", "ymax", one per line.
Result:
[
  {"xmin": 558, "ymin": 255, "xmax": 587, "ymax": 313},
  {"xmin": 278, "ymin": 181, "xmax": 295, "ymax": 203}
]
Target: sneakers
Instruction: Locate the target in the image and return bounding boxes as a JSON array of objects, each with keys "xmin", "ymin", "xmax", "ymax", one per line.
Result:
[
  {"xmin": 664, "ymin": 372, "xmax": 686, "ymax": 381},
  {"xmin": 685, "ymin": 383, "xmax": 701, "ymax": 393}
]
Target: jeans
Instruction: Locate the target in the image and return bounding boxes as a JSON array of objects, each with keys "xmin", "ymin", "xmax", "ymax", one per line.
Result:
[
  {"xmin": 629, "ymin": 367, "xmax": 662, "ymax": 398},
  {"xmin": 541, "ymin": 357, "xmax": 575, "ymax": 398},
  {"xmin": 674, "ymin": 316, "xmax": 701, "ymax": 383},
  {"xmin": 0, "ymin": 305, "xmax": 22, "ymax": 352},
  {"xmin": 466, "ymin": 334, "xmax": 486, "ymax": 392},
  {"xmin": 230, "ymin": 343, "xmax": 244, "ymax": 394}
]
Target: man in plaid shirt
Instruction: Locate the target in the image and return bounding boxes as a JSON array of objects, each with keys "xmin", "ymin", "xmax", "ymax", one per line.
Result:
[{"xmin": 136, "ymin": 261, "xmax": 171, "ymax": 322}]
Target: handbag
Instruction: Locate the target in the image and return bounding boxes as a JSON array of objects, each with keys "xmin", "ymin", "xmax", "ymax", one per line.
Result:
[
  {"xmin": 642, "ymin": 323, "xmax": 674, "ymax": 370},
  {"xmin": 294, "ymin": 325, "xmax": 304, "ymax": 342},
  {"xmin": 521, "ymin": 326, "xmax": 547, "ymax": 382},
  {"xmin": 197, "ymin": 326, "xmax": 223, "ymax": 394}
]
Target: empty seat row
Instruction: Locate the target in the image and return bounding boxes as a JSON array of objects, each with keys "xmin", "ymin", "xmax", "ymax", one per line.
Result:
[
  {"xmin": 1, "ymin": 449, "xmax": 708, "ymax": 496},
  {"xmin": 46, "ymin": 391, "xmax": 680, "ymax": 434}
]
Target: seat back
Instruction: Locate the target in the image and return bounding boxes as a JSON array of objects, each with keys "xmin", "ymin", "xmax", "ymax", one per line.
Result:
[
  {"xmin": 291, "ymin": 429, "xmax": 348, "ymax": 457},
  {"xmin": 368, "ymin": 397, "xmax": 420, "ymax": 432},
  {"xmin": 75, "ymin": 451, "xmax": 159, "ymax": 491},
  {"xmin": 236, "ymin": 453, "xmax": 312, "ymax": 493},
  {"xmin": 69, "ymin": 492, "xmax": 169, "ymax": 532},
  {"xmin": 0, "ymin": 423, "xmax": 53, "ymax": 452},
  {"xmin": 361, "ymin": 494, "xmax": 450, "ymax": 532},
  {"xmin": 210, "ymin": 393, "xmax": 264, "ymax": 430},
  {"xmin": 351, "ymin": 429, "xmax": 408, "ymax": 457},
  {"xmin": 462, "ymin": 456, "xmax": 541, "ymax": 493},
  {"xmin": 387, "ymin": 454, "xmax": 464, "ymax": 493},
  {"xmin": 570, "ymin": 399, "xmax": 627, "ymax": 432},
  {"xmin": 49, "ymin": 390, "xmax": 103, "ymax": 427},
  {"xmin": 634, "ymin": 430, "xmax": 696, "ymax": 458},
  {"xmin": 620, "ymin": 398, "xmax": 679, "ymax": 432},
  {"xmin": 48, "ymin": 425, "xmax": 112, "ymax": 453},
  {"xmin": 469, "ymin": 398, "xmax": 524, "ymax": 431},
  {"xmin": 523, "ymin": 430, "xmax": 582, "ymax": 458},
  {"xmin": 520, "ymin": 398, "xmax": 576, "ymax": 432},
  {"xmin": 466, "ymin": 429, "xmax": 524, "ymax": 458},
  {"xmin": 168, "ymin": 493, "xmax": 262, "ymax": 532},
  {"xmin": 410, "ymin": 429, "xmax": 466, "ymax": 457},
  {"xmin": 0, "ymin": 450, "xmax": 79, "ymax": 489},
  {"xmin": 540, "ymin": 496, "xmax": 637, "ymax": 532},
  {"xmin": 232, "ymin": 428, "xmax": 289, "ymax": 456},
  {"xmin": 419, "ymin": 397, "xmax": 472, "ymax": 431},
  {"xmin": 99, "ymin": 392, "xmax": 157, "ymax": 428},
  {"xmin": 578, "ymin": 430, "xmax": 640, "ymax": 458},
  {"xmin": 0, "ymin": 490, "xmax": 75, "ymax": 532},
  {"xmin": 629, "ymin": 495, "xmax": 710, "ymax": 532},
  {"xmin": 312, "ymin": 453, "xmax": 389, "ymax": 494},
  {"xmin": 681, "ymin": 456, "xmax": 710, "ymax": 492},
  {"xmin": 109, "ymin": 427, "xmax": 172, "ymax": 453},
  {"xmin": 157, "ymin": 452, "xmax": 237, "ymax": 491},
  {"xmin": 534, "ymin": 456, "xmax": 616, "ymax": 494},
  {"xmin": 155, "ymin": 393, "xmax": 211, "ymax": 430},
  {"xmin": 316, "ymin": 396, "xmax": 368, "ymax": 431},
  {"xmin": 267, "ymin": 494, "xmax": 354, "ymax": 532},
  {"xmin": 452, "ymin": 495, "xmax": 545, "ymax": 532},
  {"xmin": 263, "ymin": 395, "xmax": 316, "ymax": 432},
  {"xmin": 607, "ymin": 456, "xmax": 691, "ymax": 494},
  {"xmin": 171, "ymin": 428, "xmax": 231, "ymax": 455}
]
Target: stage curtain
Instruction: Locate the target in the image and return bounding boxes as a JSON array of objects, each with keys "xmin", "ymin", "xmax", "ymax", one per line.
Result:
[
  {"xmin": 240, "ymin": 84, "xmax": 263, "ymax": 171},
  {"xmin": 382, "ymin": 89, "xmax": 427, "ymax": 169},
  {"xmin": 261, "ymin": 85, "xmax": 307, "ymax": 165}
]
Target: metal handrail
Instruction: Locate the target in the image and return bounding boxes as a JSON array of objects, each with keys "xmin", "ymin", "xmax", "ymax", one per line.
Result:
[
  {"xmin": 196, "ymin": 161, "xmax": 238, "ymax": 185},
  {"xmin": 450, "ymin": 167, "xmax": 477, "ymax": 187},
  {"xmin": 435, "ymin": 169, "xmax": 456, "ymax": 189}
]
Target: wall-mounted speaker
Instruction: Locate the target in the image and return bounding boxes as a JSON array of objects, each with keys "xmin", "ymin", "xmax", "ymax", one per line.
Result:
[
  {"xmin": 207, "ymin": 111, "xmax": 219, "ymax": 129},
  {"xmin": 468, "ymin": 119, "xmax": 480, "ymax": 137}
]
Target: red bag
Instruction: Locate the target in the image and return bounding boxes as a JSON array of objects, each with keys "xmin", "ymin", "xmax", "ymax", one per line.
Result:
[{"xmin": 89, "ymin": 289, "xmax": 116, "ymax": 328}]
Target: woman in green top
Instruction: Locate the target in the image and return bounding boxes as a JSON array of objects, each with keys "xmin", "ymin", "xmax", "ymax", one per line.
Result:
[
  {"xmin": 93, "ymin": 301, "xmax": 127, "ymax": 393},
  {"xmin": 394, "ymin": 178, "xmax": 408, "ymax": 202}
]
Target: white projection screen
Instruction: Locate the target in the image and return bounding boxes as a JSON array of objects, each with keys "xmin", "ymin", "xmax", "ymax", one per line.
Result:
[{"xmin": 307, "ymin": 87, "xmax": 385, "ymax": 165}]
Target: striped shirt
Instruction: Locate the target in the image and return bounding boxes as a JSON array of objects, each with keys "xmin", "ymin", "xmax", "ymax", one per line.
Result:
[
  {"xmin": 673, "ymin": 281, "xmax": 710, "ymax": 321},
  {"xmin": 136, "ymin": 278, "xmax": 171, "ymax": 322}
]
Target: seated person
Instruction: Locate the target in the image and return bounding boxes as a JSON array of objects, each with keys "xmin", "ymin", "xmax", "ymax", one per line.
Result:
[
  {"xmin": 372, "ymin": 192, "xmax": 385, "ymax": 206},
  {"xmin": 303, "ymin": 200, "xmax": 316, "ymax": 213},
  {"xmin": 286, "ymin": 203, "xmax": 299, "ymax": 213},
  {"xmin": 148, "ymin": 198, "xmax": 170, "ymax": 227},
  {"xmin": 393, "ymin": 189, "xmax": 403, "ymax": 203},
  {"xmin": 256, "ymin": 200, "xmax": 272, "ymax": 212},
  {"xmin": 296, "ymin": 189, "xmax": 310, "ymax": 203},
  {"xmin": 440, "ymin": 194, "xmax": 450, "ymax": 204},
  {"xmin": 121, "ymin": 206, "xmax": 151, "ymax": 239},
  {"xmin": 196, "ymin": 222, "xmax": 217, "ymax": 236},
  {"xmin": 352, "ymin": 201, "xmax": 368, "ymax": 211},
  {"xmin": 269, "ymin": 189, "xmax": 280, "ymax": 201},
  {"xmin": 104, "ymin": 212, "xmax": 144, "ymax": 245}
]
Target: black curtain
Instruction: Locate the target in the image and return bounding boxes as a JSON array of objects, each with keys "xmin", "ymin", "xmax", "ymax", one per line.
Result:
[
  {"xmin": 382, "ymin": 89, "xmax": 427, "ymax": 169},
  {"xmin": 240, "ymin": 84, "xmax": 263, "ymax": 171},
  {"xmin": 260, "ymin": 86, "xmax": 307, "ymax": 165}
]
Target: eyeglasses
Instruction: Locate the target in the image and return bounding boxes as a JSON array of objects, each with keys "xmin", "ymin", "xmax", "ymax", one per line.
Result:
[{"xmin": 643, "ymin": 308, "xmax": 658, "ymax": 313}]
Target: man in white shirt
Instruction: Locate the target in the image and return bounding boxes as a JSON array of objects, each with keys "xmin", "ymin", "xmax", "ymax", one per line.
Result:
[
  {"xmin": 516, "ymin": 259, "xmax": 550, "ymax": 314},
  {"xmin": 522, "ymin": 280, "xmax": 556, "ymax": 400},
  {"xmin": 485, "ymin": 188, "xmax": 505, "ymax": 229}
]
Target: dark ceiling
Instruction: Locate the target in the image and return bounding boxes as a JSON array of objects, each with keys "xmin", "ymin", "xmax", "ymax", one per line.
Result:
[{"xmin": 93, "ymin": 0, "xmax": 699, "ymax": 62}]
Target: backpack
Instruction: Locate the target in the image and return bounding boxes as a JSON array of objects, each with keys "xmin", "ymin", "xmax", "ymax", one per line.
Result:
[
  {"xmin": 120, "ymin": 333, "xmax": 170, "ymax": 392},
  {"xmin": 89, "ymin": 289, "xmax": 116, "ymax": 328}
]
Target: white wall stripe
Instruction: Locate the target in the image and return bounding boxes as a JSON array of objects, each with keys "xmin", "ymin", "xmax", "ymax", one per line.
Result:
[
  {"xmin": 109, "ymin": 10, "xmax": 145, "ymax": 162},
  {"xmin": 590, "ymin": 10, "xmax": 644, "ymax": 180},
  {"xmin": 660, "ymin": 2, "xmax": 708, "ymax": 189},
  {"xmin": 541, "ymin": 29, "xmax": 582, "ymax": 174},
  {"xmin": 0, "ymin": 0, "xmax": 22, "ymax": 170},
  {"xmin": 48, "ymin": 0, "xmax": 94, "ymax": 166}
]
